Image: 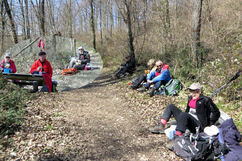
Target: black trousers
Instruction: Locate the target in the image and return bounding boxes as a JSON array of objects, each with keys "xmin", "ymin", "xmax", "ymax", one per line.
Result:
[
  {"xmin": 115, "ymin": 66, "xmax": 134, "ymax": 77},
  {"xmin": 161, "ymin": 104, "xmax": 201, "ymax": 133},
  {"xmin": 131, "ymin": 74, "xmax": 147, "ymax": 89}
]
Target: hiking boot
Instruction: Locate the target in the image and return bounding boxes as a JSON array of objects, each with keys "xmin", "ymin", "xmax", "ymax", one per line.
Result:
[
  {"xmin": 149, "ymin": 88, "xmax": 156, "ymax": 97},
  {"xmin": 149, "ymin": 123, "xmax": 165, "ymax": 134},
  {"xmin": 166, "ymin": 135, "xmax": 179, "ymax": 151},
  {"xmin": 137, "ymin": 87, "xmax": 146, "ymax": 92}
]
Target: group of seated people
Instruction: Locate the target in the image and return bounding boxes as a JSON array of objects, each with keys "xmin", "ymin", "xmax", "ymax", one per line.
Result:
[
  {"xmin": 68, "ymin": 46, "xmax": 91, "ymax": 70},
  {"xmin": 115, "ymin": 57, "xmax": 223, "ymax": 151},
  {"xmin": 115, "ymin": 58, "xmax": 171, "ymax": 97},
  {"xmin": 1, "ymin": 51, "xmax": 53, "ymax": 93}
]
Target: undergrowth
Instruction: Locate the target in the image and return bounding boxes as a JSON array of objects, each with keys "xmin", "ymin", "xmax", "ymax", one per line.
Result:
[{"xmin": 0, "ymin": 73, "xmax": 31, "ymax": 135}]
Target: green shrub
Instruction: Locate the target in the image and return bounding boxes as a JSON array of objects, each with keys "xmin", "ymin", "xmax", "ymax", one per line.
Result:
[{"xmin": 0, "ymin": 73, "xmax": 30, "ymax": 135}]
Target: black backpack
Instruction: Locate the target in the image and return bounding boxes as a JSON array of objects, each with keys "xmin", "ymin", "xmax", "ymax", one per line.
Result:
[{"xmin": 173, "ymin": 129, "xmax": 229, "ymax": 161}]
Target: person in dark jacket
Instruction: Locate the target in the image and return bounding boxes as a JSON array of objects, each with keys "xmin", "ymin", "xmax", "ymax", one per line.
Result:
[
  {"xmin": 78, "ymin": 46, "xmax": 90, "ymax": 64},
  {"xmin": 149, "ymin": 82, "xmax": 221, "ymax": 149},
  {"xmin": 73, "ymin": 46, "xmax": 91, "ymax": 70},
  {"xmin": 113, "ymin": 56, "xmax": 136, "ymax": 79}
]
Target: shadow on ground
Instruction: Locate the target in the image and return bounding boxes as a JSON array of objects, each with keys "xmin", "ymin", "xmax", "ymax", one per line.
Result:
[{"xmin": 35, "ymin": 121, "xmax": 165, "ymax": 161}]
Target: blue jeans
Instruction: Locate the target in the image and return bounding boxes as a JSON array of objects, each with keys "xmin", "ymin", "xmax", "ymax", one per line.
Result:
[{"xmin": 144, "ymin": 80, "xmax": 165, "ymax": 90}]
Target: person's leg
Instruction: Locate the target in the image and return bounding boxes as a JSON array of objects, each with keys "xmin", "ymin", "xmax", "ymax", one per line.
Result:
[
  {"xmin": 31, "ymin": 81, "xmax": 39, "ymax": 93},
  {"xmin": 166, "ymin": 113, "xmax": 201, "ymax": 151},
  {"xmin": 131, "ymin": 74, "xmax": 146, "ymax": 89},
  {"xmin": 68, "ymin": 59, "xmax": 76, "ymax": 68},
  {"xmin": 176, "ymin": 113, "xmax": 200, "ymax": 134},
  {"xmin": 114, "ymin": 66, "xmax": 123, "ymax": 78},
  {"xmin": 149, "ymin": 80, "xmax": 167, "ymax": 97},
  {"xmin": 149, "ymin": 104, "xmax": 182, "ymax": 134},
  {"xmin": 161, "ymin": 104, "xmax": 183, "ymax": 123}
]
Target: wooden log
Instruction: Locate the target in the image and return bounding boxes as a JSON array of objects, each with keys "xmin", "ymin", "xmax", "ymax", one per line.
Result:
[{"xmin": 3, "ymin": 73, "xmax": 44, "ymax": 82}]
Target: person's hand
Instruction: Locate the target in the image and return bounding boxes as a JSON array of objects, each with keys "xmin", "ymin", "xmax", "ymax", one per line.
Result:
[
  {"xmin": 37, "ymin": 66, "xmax": 42, "ymax": 71},
  {"xmin": 147, "ymin": 80, "xmax": 153, "ymax": 83}
]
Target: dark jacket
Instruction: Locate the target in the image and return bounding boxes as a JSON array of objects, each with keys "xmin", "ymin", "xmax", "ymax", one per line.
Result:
[
  {"xmin": 79, "ymin": 51, "xmax": 90, "ymax": 64},
  {"xmin": 122, "ymin": 59, "xmax": 136, "ymax": 71},
  {"xmin": 185, "ymin": 95, "xmax": 220, "ymax": 129},
  {"xmin": 219, "ymin": 118, "xmax": 242, "ymax": 161}
]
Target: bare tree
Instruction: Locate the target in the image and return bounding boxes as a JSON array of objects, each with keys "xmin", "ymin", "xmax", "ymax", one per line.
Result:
[
  {"xmin": 3, "ymin": 0, "xmax": 18, "ymax": 44},
  {"xmin": 68, "ymin": 0, "xmax": 72, "ymax": 38},
  {"xmin": 40, "ymin": 0, "xmax": 45, "ymax": 36},
  {"xmin": 0, "ymin": 1, "xmax": 6, "ymax": 53},
  {"xmin": 191, "ymin": 0, "xmax": 203, "ymax": 67},
  {"xmin": 31, "ymin": 0, "xmax": 45, "ymax": 36},
  {"xmin": 99, "ymin": 0, "xmax": 103, "ymax": 44},
  {"xmin": 122, "ymin": 0, "xmax": 135, "ymax": 61},
  {"xmin": 18, "ymin": 0, "xmax": 26, "ymax": 40},
  {"xmin": 24, "ymin": 0, "xmax": 30, "ymax": 39},
  {"xmin": 90, "ymin": 0, "xmax": 96, "ymax": 50}
]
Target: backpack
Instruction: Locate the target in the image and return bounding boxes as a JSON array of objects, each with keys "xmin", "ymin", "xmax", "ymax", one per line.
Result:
[
  {"xmin": 62, "ymin": 68, "xmax": 77, "ymax": 75},
  {"xmin": 158, "ymin": 79, "xmax": 182, "ymax": 96},
  {"xmin": 130, "ymin": 74, "xmax": 146, "ymax": 89},
  {"xmin": 173, "ymin": 131, "xmax": 229, "ymax": 161}
]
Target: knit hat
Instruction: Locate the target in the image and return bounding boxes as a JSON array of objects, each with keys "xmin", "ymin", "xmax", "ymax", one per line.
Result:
[{"xmin": 38, "ymin": 51, "xmax": 46, "ymax": 56}]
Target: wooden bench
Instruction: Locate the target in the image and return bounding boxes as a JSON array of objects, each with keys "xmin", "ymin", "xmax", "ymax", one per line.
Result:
[{"xmin": 3, "ymin": 73, "xmax": 57, "ymax": 92}]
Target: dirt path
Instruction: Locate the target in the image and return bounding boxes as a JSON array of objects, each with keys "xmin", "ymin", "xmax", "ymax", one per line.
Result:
[{"xmin": 2, "ymin": 70, "xmax": 181, "ymax": 161}]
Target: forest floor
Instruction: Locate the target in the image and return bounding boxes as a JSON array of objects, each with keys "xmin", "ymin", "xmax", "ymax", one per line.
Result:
[{"xmin": 1, "ymin": 68, "xmax": 184, "ymax": 161}]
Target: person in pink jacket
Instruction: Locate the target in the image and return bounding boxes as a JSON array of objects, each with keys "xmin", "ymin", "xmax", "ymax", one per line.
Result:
[{"xmin": 1, "ymin": 53, "xmax": 17, "ymax": 73}]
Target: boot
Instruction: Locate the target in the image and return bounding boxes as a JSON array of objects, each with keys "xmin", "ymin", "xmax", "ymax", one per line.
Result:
[
  {"xmin": 149, "ymin": 87, "xmax": 156, "ymax": 97},
  {"xmin": 30, "ymin": 81, "xmax": 38, "ymax": 93},
  {"xmin": 166, "ymin": 134, "xmax": 179, "ymax": 151},
  {"xmin": 149, "ymin": 122, "xmax": 165, "ymax": 134},
  {"xmin": 137, "ymin": 86, "xmax": 146, "ymax": 92}
]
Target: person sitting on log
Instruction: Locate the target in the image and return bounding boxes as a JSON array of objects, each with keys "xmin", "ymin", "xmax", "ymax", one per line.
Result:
[
  {"xmin": 1, "ymin": 53, "xmax": 17, "ymax": 73},
  {"xmin": 149, "ymin": 82, "xmax": 221, "ymax": 150},
  {"xmin": 30, "ymin": 51, "xmax": 53, "ymax": 93}
]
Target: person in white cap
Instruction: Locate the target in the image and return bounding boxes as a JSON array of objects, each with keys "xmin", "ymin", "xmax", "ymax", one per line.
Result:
[
  {"xmin": 149, "ymin": 82, "xmax": 220, "ymax": 150},
  {"xmin": 1, "ymin": 53, "xmax": 16, "ymax": 73}
]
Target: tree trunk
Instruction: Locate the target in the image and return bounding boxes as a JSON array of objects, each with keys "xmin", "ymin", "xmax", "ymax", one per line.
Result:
[
  {"xmin": 109, "ymin": 0, "xmax": 113, "ymax": 37},
  {"xmin": 3, "ymin": 0, "xmax": 18, "ymax": 44},
  {"xmin": 24, "ymin": 0, "xmax": 30, "ymax": 39},
  {"xmin": 99, "ymin": 0, "xmax": 103, "ymax": 44},
  {"xmin": 191, "ymin": 0, "xmax": 203, "ymax": 67},
  {"xmin": 0, "ymin": 1, "xmax": 6, "ymax": 54},
  {"xmin": 40, "ymin": 0, "xmax": 45, "ymax": 36},
  {"xmin": 68, "ymin": 0, "xmax": 72, "ymax": 38},
  {"xmin": 124, "ymin": 0, "xmax": 135, "ymax": 61},
  {"xmin": 18, "ymin": 0, "xmax": 26, "ymax": 40},
  {"xmin": 90, "ymin": 0, "xmax": 96, "ymax": 50}
]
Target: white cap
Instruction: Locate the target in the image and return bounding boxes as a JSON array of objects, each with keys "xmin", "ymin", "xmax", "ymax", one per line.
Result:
[
  {"xmin": 5, "ymin": 53, "xmax": 11, "ymax": 58},
  {"xmin": 78, "ymin": 46, "xmax": 83, "ymax": 50},
  {"xmin": 188, "ymin": 82, "xmax": 203, "ymax": 90}
]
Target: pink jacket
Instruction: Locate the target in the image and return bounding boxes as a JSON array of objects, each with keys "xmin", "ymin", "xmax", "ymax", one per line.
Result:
[{"xmin": 1, "ymin": 59, "xmax": 17, "ymax": 73}]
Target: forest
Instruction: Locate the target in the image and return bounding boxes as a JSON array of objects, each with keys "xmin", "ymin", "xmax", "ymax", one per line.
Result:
[{"xmin": 0, "ymin": 0, "xmax": 241, "ymax": 160}]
